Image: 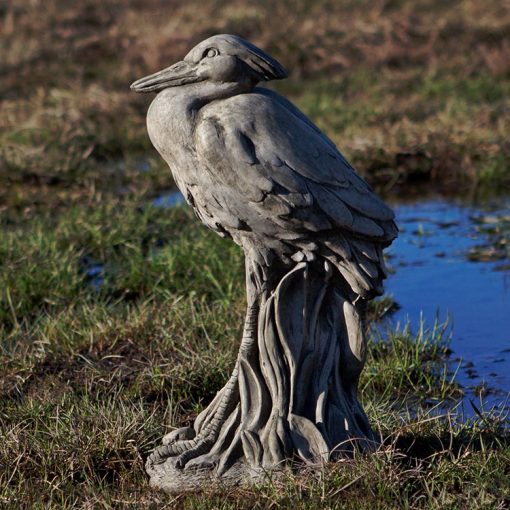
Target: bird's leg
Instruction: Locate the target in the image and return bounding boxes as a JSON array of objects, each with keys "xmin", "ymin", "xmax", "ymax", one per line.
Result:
[{"xmin": 147, "ymin": 264, "xmax": 261, "ymax": 469}]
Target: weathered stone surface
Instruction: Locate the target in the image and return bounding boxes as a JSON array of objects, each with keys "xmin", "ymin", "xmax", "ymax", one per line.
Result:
[{"xmin": 132, "ymin": 34, "xmax": 397, "ymax": 493}]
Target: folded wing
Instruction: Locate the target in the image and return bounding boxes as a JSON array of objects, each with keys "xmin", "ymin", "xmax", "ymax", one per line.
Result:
[{"xmin": 195, "ymin": 88, "xmax": 398, "ymax": 296}]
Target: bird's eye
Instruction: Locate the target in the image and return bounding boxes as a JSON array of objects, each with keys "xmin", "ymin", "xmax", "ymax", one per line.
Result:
[{"xmin": 205, "ymin": 48, "xmax": 219, "ymax": 58}]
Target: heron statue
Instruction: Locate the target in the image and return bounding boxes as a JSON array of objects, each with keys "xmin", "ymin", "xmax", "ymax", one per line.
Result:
[{"xmin": 132, "ymin": 34, "xmax": 397, "ymax": 490}]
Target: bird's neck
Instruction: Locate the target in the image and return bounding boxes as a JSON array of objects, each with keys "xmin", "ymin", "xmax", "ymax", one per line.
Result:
[
  {"xmin": 157, "ymin": 79, "xmax": 256, "ymax": 128},
  {"xmin": 147, "ymin": 79, "xmax": 255, "ymax": 185},
  {"xmin": 189, "ymin": 79, "xmax": 255, "ymax": 110},
  {"xmin": 149, "ymin": 80, "xmax": 254, "ymax": 158}
]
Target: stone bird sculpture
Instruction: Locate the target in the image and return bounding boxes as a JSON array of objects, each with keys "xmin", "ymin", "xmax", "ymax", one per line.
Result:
[{"xmin": 132, "ymin": 34, "xmax": 397, "ymax": 491}]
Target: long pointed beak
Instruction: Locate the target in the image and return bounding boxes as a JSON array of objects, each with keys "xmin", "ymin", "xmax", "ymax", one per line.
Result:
[{"xmin": 130, "ymin": 61, "xmax": 201, "ymax": 93}]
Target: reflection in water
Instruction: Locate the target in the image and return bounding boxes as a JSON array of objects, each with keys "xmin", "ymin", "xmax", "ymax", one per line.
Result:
[
  {"xmin": 80, "ymin": 256, "xmax": 105, "ymax": 292},
  {"xmin": 152, "ymin": 191, "xmax": 186, "ymax": 208},
  {"xmin": 384, "ymin": 196, "xmax": 510, "ymax": 413}
]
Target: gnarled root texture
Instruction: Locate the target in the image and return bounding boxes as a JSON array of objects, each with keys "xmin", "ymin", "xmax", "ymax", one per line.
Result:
[{"xmin": 146, "ymin": 261, "xmax": 377, "ymax": 493}]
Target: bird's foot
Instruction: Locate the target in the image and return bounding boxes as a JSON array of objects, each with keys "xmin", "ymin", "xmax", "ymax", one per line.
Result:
[
  {"xmin": 147, "ymin": 432, "xmax": 216, "ymax": 469},
  {"xmin": 161, "ymin": 426, "xmax": 196, "ymax": 445}
]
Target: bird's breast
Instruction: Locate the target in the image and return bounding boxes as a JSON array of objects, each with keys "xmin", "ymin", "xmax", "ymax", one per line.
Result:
[
  {"xmin": 147, "ymin": 94, "xmax": 191, "ymax": 156},
  {"xmin": 146, "ymin": 91, "xmax": 201, "ymax": 191}
]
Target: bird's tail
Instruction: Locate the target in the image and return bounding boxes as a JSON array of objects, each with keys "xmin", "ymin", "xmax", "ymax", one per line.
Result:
[{"xmin": 318, "ymin": 235, "xmax": 390, "ymax": 298}]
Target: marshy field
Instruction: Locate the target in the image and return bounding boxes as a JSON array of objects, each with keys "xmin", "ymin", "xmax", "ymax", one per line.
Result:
[{"xmin": 1, "ymin": 0, "xmax": 509, "ymax": 508}]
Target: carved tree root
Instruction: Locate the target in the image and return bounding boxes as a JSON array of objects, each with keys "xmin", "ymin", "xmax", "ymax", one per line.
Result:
[
  {"xmin": 148, "ymin": 369, "xmax": 237, "ymax": 468},
  {"xmin": 148, "ymin": 297, "xmax": 259, "ymax": 469},
  {"xmin": 147, "ymin": 259, "xmax": 376, "ymax": 485}
]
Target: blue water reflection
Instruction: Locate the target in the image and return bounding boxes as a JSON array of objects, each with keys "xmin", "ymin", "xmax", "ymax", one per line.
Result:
[{"xmin": 384, "ymin": 197, "xmax": 510, "ymax": 411}]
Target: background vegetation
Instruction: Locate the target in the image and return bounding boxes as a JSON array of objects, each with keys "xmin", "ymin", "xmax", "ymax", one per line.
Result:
[{"xmin": 1, "ymin": 0, "xmax": 509, "ymax": 508}]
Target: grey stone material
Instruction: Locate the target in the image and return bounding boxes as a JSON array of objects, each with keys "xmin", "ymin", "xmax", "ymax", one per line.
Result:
[{"xmin": 131, "ymin": 34, "xmax": 397, "ymax": 493}]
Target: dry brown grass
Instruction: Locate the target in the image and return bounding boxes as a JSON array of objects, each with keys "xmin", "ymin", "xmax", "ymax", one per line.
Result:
[
  {"xmin": 1, "ymin": 0, "xmax": 510, "ymax": 214},
  {"xmin": 3, "ymin": 0, "xmax": 509, "ymax": 84}
]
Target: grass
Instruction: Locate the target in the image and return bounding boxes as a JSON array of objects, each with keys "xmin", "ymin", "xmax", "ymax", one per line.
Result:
[
  {"xmin": 1, "ymin": 0, "xmax": 510, "ymax": 507},
  {"xmin": 1, "ymin": 204, "xmax": 508, "ymax": 508}
]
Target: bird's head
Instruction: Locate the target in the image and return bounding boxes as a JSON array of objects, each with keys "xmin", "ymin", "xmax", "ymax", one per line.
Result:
[{"xmin": 131, "ymin": 34, "xmax": 287, "ymax": 93}]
